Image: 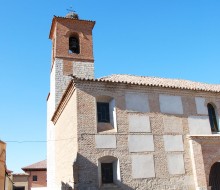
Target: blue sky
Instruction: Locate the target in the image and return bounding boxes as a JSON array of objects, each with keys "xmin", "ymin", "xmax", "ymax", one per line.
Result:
[{"xmin": 0, "ymin": 0, "xmax": 220, "ymax": 172}]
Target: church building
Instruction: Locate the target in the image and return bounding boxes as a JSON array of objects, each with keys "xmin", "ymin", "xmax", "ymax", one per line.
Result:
[{"xmin": 47, "ymin": 12, "xmax": 220, "ymax": 190}]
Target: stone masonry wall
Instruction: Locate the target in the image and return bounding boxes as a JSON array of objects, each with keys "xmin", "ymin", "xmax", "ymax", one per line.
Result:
[
  {"xmin": 54, "ymin": 58, "xmax": 94, "ymax": 108},
  {"xmin": 54, "ymin": 58, "xmax": 72, "ymax": 108}
]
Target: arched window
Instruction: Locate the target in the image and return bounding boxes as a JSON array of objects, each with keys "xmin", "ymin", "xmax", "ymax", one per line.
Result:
[
  {"xmin": 69, "ymin": 36, "xmax": 80, "ymax": 54},
  {"xmin": 207, "ymin": 103, "xmax": 219, "ymax": 132}
]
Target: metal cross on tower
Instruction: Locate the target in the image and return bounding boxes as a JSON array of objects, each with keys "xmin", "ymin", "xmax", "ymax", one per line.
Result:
[{"xmin": 67, "ymin": 6, "xmax": 75, "ymax": 13}]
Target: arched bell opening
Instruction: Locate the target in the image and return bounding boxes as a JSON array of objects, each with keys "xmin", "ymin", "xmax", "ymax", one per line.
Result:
[{"xmin": 69, "ymin": 35, "xmax": 80, "ymax": 54}]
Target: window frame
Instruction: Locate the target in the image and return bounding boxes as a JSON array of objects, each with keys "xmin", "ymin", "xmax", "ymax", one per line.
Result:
[
  {"xmin": 32, "ymin": 175, "xmax": 38, "ymax": 182},
  {"xmin": 207, "ymin": 103, "xmax": 219, "ymax": 133},
  {"xmin": 97, "ymin": 102, "xmax": 110, "ymax": 123}
]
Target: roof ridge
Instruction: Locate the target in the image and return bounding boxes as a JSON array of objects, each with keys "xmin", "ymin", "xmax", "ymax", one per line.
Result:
[
  {"xmin": 73, "ymin": 74, "xmax": 220, "ymax": 93},
  {"xmin": 54, "ymin": 15, "xmax": 95, "ymax": 23},
  {"xmin": 22, "ymin": 159, "xmax": 47, "ymax": 170},
  {"xmin": 98, "ymin": 74, "xmax": 219, "ymax": 86}
]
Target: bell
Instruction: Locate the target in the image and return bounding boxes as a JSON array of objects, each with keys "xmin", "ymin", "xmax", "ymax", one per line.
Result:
[
  {"xmin": 69, "ymin": 37, "xmax": 79, "ymax": 53},
  {"xmin": 70, "ymin": 38, "xmax": 77, "ymax": 48}
]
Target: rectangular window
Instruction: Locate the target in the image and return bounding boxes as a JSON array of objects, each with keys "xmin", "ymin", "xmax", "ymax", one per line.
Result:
[
  {"xmin": 33, "ymin": 175, "xmax": 38, "ymax": 181},
  {"xmin": 97, "ymin": 102, "xmax": 110, "ymax": 123}
]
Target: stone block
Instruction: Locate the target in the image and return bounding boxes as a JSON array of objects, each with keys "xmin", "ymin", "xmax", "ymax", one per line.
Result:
[
  {"xmin": 163, "ymin": 135, "xmax": 184, "ymax": 152},
  {"xmin": 128, "ymin": 135, "xmax": 154, "ymax": 152},
  {"xmin": 159, "ymin": 94, "xmax": 183, "ymax": 115},
  {"xmin": 125, "ymin": 93, "xmax": 150, "ymax": 112},
  {"xmin": 128, "ymin": 114, "xmax": 151, "ymax": 132},
  {"xmin": 195, "ymin": 97, "xmax": 208, "ymax": 115},
  {"xmin": 95, "ymin": 135, "xmax": 116, "ymax": 149},
  {"xmin": 167, "ymin": 154, "xmax": 185, "ymax": 175},
  {"xmin": 132, "ymin": 155, "xmax": 155, "ymax": 178},
  {"xmin": 188, "ymin": 116, "xmax": 212, "ymax": 135}
]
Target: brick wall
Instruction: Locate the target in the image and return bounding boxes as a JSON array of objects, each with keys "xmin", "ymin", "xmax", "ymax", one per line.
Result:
[
  {"xmin": 73, "ymin": 81, "xmax": 220, "ymax": 190},
  {"xmin": 25, "ymin": 170, "xmax": 47, "ymax": 190},
  {"xmin": 51, "ymin": 79, "xmax": 220, "ymax": 190},
  {"xmin": 51, "ymin": 18, "xmax": 95, "ymax": 63}
]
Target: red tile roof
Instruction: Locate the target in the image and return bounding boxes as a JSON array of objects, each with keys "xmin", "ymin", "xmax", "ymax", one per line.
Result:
[
  {"xmin": 73, "ymin": 74, "xmax": 220, "ymax": 93},
  {"xmin": 22, "ymin": 160, "xmax": 47, "ymax": 171}
]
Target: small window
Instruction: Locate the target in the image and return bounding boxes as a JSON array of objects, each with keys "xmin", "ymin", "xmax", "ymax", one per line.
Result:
[
  {"xmin": 98, "ymin": 156, "xmax": 121, "ymax": 186},
  {"xmin": 97, "ymin": 102, "xmax": 110, "ymax": 123},
  {"xmin": 69, "ymin": 36, "xmax": 80, "ymax": 54},
  {"xmin": 33, "ymin": 175, "xmax": 38, "ymax": 181},
  {"xmin": 207, "ymin": 103, "xmax": 219, "ymax": 132}
]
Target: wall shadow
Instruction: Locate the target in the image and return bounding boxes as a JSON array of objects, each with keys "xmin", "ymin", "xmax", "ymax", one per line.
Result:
[
  {"xmin": 61, "ymin": 182, "xmax": 73, "ymax": 190},
  {"xmin": 61, "ymin": 153, "xmax": 134, "ymax": 190}
]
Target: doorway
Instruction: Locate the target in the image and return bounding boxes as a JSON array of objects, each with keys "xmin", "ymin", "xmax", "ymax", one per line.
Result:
[
  {"xmin": 13, "ymin": 187, "xmax": 25, "ymax": 190},
  {"xmin": 209, "ymin": 162, "xmax": 220, "ymax": 190},
  {"xmin": 101, "ymin": 163, "xmax": 113, "ymax": 183}
]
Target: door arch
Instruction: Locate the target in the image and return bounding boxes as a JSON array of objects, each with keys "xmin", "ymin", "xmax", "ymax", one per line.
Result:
[{"xmin": 209, "ymin": 162, "xmax": 220, "ymax": 190}]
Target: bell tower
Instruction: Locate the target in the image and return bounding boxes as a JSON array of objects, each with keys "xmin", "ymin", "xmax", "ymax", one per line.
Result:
[
  {"xmin": 49, "ymin": 12, "xmax": 95, "ymax": 79},
  {"xmin": 49, "ymin": 12, "xmax": 95, "ymax": 107},
  {"xmin": 47, "ymin": 12, "xmax": 95, "ymax": 189}
]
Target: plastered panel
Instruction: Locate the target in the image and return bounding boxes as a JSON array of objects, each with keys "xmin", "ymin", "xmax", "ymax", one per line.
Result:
[
  {"xmin": 188, "ymin": 116, "xmax": 212, "ymax": 135},
  {"xmin": 125, "ymin": 93, "xmax": 150, "ymax": 112},
  {"xmin": 159, "ymin": 94, "xmax": 183, "ymax": 114},
  {"xmin": 163, "ymin": 116, "xmax": 183, "ymax": 133},
  {"xmin": 132, "ymin": 155, "xmax": 155, "ymax": 178},
  {"xmin": 95, "ymin": 135, "xmax": 116, "ymax": 149},
  {"xmin": 128, "ymin": 114, "xmax": 151, "ymax": 132},
  {"xmin": 128, "ymin": 135, "xmax": 154, "ymax": 152},
  {"xmin": 195, "ymin": 97, "xmax": 208, "ymax": 115},
  {"xmin": 163, "ymin": 135, "xmax": 184, "ymax": 152},
  {"xmin": 167, "ymin": 154, "xmax": 185, "ymax": 175}
]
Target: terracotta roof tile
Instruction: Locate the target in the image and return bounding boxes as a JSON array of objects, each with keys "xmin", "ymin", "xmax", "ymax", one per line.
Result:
[
  {"xmin": 54, "ymin": 15, "xmax": 95, "ymax": 23},
  {"xmin": 74, "ymin": 74, "xmax": 220, "ymax": 93},
  {"xmin": 22, "ymin": 160, "xmax": 47, "ymax": 171}
]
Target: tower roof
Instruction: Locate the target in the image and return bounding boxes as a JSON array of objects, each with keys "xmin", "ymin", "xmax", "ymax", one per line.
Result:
[{"xmin": 49, "ymin": 15, "xmax": 95, "ymax": 39}]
